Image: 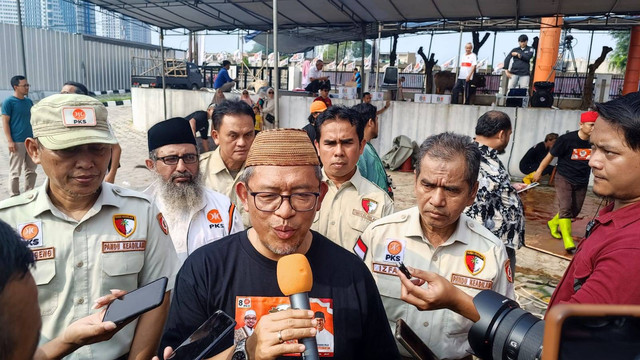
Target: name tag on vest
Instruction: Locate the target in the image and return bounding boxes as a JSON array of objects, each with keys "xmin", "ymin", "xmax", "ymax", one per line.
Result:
[{"xmin": 102, "ymin": 240, "xmax": 147, "ymax": 253}]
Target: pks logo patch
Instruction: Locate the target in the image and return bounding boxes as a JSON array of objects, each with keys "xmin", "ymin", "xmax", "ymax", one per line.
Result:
[
  {"xmin": 113, "ymin": 214, "xmax": 136, "ymax": 238},
  {"xmin": 382, "ymin": 238, "xmax": 406, "ymax": 263},
  {"xmin": 361, "ymin": 199, "xmax": 378, "ymax": 214},
  {"xmin": 504, "ymin": 259, "xmax": 513, "ymax": 283},
  {"xmin": 157, "ymin": 213, "xmax": 169, "ymax": 235},
  {"xmin": 18, "ymin": 221, "xmax": 43, "ymax": 248},
  {"xmin": 465, "ymin": 250, "xmax": 486, "ymax": 275},
  {"xmin": 207, "ymin": 209, "xmax": 222, "ymax": 224}
]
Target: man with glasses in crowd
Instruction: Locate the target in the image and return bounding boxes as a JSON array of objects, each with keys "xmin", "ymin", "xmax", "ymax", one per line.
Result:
[
  {"xmin": 2, "ymin": 75, "xmax": 37, "ymax": 197},
  {"xmin": 144, "ymin": 117, "xmax": 243, "ymax": 264},
  {"xmin": 160, "ymin": 129, "xmax": 398, "ymax": 360}
]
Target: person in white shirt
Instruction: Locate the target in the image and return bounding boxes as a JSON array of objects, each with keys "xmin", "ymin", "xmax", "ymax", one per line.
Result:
[
  {"xmin": 314, "ymin": 311, "xmax": 334, "ymax": 354},
  {"xmin": 451, "ymin": 43, "xmax": 477, "ymax": 105},
  {"xmin": 304, "ymin": 60, "xmax": 331, "ymax": 94},
  {"xmin": 144, "ymin": 117, "xmax": 243, "ymax": 264}
]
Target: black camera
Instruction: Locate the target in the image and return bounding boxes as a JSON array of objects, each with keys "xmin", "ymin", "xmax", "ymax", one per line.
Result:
[{"xmin": 468, "ymin": 290, "xmax": 544, "ymax": 360}]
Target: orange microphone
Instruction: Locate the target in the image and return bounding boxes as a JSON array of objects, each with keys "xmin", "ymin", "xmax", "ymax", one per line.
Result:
[{"xmin": 277, "ymin": 254, "xmax": 319, "ymax": 359}]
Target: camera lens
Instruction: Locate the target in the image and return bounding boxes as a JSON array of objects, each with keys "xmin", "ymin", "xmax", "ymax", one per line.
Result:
[{"xmin": 469, "ymin": 290, "xmax": 544, "ymax": 360}]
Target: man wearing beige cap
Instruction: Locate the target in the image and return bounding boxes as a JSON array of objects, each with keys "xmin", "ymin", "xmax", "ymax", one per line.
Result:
[
  {"xmin": 311, "ymin": 105, "xmax": 393, "ymax": 252},
  {"xmin": 199, "ymin": 100, "xmax": 256, "ymax": 227},
  {"xmin": 0, "ymin": 94, "xmax": 179, "ymax": 360},
  {"xmin": 159, "ymin": 129, "xmax": 399, "ymax": 360}
]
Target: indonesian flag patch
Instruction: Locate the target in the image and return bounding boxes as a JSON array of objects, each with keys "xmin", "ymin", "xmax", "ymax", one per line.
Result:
[
  {"xmin": 113, "ymin": 214, "xmax": 137, "ymax": 238},
  {"xmin": 353, "ymin": 237, "xmax": 368, "ymax": 261},
  {"xmin": 465, "ymin": 250, "xmax": 486, "ymax": 275},
  {"xmin": 504, "ymin": 259, "xmax": 513, "ymax": 283}
]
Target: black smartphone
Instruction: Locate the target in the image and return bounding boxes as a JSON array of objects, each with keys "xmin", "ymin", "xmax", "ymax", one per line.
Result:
[
  {"xmin": 168, "ymin": 310, "xmax": 236, "ymax": 360},
  {"xmin": 395, "ymin": 319, "xmax": 439, "ymax": 360},
  {"xmin": 397, "ymin": 261, "xmax": 412, "ymax": 279},
  {"xmin": 103, "ymin": 277, "xmax": 168, "ymax": 325}
]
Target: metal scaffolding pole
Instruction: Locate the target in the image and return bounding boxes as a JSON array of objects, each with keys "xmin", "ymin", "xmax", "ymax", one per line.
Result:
[
  {"xmin": 160, "ymin": 29, "xmax": 167, "ymax": 119},
  {"xmin": 273, "ymin": 0, "xmax": 279, "ymax": 127},
  {"xmin": 16, "ymin": 0, "xmax": 27, "ymax": 77}
]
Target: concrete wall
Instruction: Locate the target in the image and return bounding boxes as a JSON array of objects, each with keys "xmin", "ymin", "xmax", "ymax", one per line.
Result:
[{"xmin": 132, "ymin": 88, "xmax": 584, "ymax": 178}]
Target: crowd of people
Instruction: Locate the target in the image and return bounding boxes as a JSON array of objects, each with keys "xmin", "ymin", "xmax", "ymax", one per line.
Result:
[{"xmin": 1, "ymin": 71, "xmax": 640, "ymax": 360}]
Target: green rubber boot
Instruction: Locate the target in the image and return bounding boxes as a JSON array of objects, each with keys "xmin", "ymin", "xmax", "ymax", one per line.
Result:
[
  {"xmin": 547, "ymin": 213, "xmax": 562, "ymax": 239},
  {"xmin": 558, "ymin": 218, "xmax": 576, "ymax": 252}
]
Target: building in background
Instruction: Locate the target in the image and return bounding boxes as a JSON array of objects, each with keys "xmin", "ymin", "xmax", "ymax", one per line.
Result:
[{"xmin": 0, "ymin": 0, "xmax": 149, "ymax": 42}]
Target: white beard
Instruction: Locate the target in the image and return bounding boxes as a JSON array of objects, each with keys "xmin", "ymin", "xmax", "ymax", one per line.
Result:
[{"xmin": 153, "ymin": 171, "xmax": 204, "ymax": 217}]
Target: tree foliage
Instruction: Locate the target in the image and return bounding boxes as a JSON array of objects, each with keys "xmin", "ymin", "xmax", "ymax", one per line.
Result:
[
  {"xmin": 609, "ymin": 30, "xmax": 630, "ymax": 72},
  {"xmin": 321, "ymin": 41, "xmax": 372, "ymax": 62}
]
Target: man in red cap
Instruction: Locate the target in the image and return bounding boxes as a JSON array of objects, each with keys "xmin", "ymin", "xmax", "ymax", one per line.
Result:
[{"xmin": 533, "ymin": 111, "xmax": 598, "ymax": 252}]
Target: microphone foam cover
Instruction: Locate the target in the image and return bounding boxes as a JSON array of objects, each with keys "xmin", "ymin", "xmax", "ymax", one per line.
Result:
[{"xmin": 277, "ymin": 254, "xmax": 313, "ymax": 296}]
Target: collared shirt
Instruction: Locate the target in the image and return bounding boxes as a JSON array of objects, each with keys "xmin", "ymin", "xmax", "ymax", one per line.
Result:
[
  {"xmin": 360, "ymin": 207, "xmax": 514, "ymax": 359},
  {"xmin": 465, "ymin": 143, "xmax": 525, "ymax": 249},
  {"xmin": 144, "ymin": 182, "xmax": 243, "ymax": 264},
  {"xmin": 309, "ymin": 66, "xmax": 324, "ymax": 81},
  {"xmin": 214, "ymin": 67, "xmax": 233, "ymax": 89},
  {"xmin": 199, "ymin": 147, "xmax": 250, "ymax": 227},
  {"xmin": 549, "ymin": 201, "xmax": 640, "ymax": 308},
  {"xmin": 357, "ymin": 142, "xmax": 393, "ymax": 198},
  {"xmin": 0, "ymin": 181, "xmax": 179, "ymax": 360},
  {"xmin": 311, "ymin": 168, "xmax": 393, "ymax": 250}
]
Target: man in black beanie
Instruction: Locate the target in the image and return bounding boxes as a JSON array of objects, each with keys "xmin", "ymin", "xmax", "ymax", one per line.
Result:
[{"xmin": 144, "ymin": 117, "xmax": 243, "ymax": 264}]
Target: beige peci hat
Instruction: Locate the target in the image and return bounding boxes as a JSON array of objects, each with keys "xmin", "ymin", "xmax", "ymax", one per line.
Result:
[
  {"xmin": 245, "ymin": 129, "xmax": 319, "ymax": 167},
  {"xmin": 31, "ymin": 94, "xmax": 118, "ymax": 150}
]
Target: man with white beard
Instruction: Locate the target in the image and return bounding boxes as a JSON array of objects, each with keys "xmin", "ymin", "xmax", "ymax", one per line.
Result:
[{"xmin": 144, "ymin": 117, "xmax": 243, "ymax": 264}]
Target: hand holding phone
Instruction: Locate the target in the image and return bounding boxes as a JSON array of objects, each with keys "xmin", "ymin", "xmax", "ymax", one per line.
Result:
[
  {"xmin": 103, "ymin": 277, "xmax": 167, "ymax": 325},
  {"xmin": 168, "ymin": 310, "xmax": 236, "ymax": 360},
  {"xmin": 398, "ymin": 261, "xmax": 412, "ymax": 279}
]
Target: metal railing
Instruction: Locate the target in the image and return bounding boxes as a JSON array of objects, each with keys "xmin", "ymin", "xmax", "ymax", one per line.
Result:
[{"xmin": 200, "ymin": 65, "xmax": 289, "ymax": 91}]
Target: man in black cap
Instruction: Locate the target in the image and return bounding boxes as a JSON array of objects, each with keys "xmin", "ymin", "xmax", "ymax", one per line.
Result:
[{"xmin": 144, "ymin": 117, "xmax": 243, "ymax": 264}]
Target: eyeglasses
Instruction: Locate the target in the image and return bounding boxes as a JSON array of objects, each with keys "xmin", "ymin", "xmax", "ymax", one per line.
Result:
[
  {"xmin": 18, "ymin": 84, "xmax": 30, "ymax": 87},
  {"xmin": 247, "ymin": 187, "xmax": 320, "ymax": 212},
  {"xmin": 268, "ymin": 91, "xmax": 274, "ymax": 94},
  {"xmin": 155, "ymin": 153, "xmax": 198, "ymax": 165}
]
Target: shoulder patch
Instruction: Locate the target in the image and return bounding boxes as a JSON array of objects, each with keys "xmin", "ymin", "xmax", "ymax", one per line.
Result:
[
  {"xmin": 0, "ymin": 189, "xmax": 38, "ymax": 210},
  {"xmin": 369, "ymin": 211, "xmax": 408, "ymax": 230},
  {"xmin": 110, "ymin": 185, "xmax": 152, "ymax": 202},
  {"xmin": 465, "ymin": 218, "xmax": 503, "ymax": 247}
]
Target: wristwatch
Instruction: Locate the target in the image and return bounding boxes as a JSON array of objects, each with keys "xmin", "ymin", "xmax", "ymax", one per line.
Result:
[{"xmin": 232, "ymin": 338, "xmax": 249, "ymax": 360}]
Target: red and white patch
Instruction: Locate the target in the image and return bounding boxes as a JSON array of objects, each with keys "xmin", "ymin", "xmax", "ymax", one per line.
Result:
[
  {"xmin": 353, "ymin": 236, "xmax": 368, "ymax": 261},
  {"xmin": 102, "ymin": 240, "xmax": 146, "ymax": 253},
  {"xmin": 465, "ymin": 250, "xmax": 486, "ymax": 275},
  {"xmin": 361, "ymin": 198, "xmax": 378, "ymax": 214},
  {"xmin": 32, "ymin": 247, "xmax": 55, "ymax": 261},
  {"xmin": 113, "ymin": 214, "xmax": 136, "ymax": 238},
  {"xmin": 504, "ymin": 259, "xmax": 513, "ymax": 283},
  {"xmin": 157, "ymin": 213, "xmax": 169, "ymax": 235},
  {"xmin": 571, "ymin": 148, "xmax": 592, "ymax": 161},
  {"xmin": 62, "ymin": 107, "xmax": 97, "ymax": 127}
]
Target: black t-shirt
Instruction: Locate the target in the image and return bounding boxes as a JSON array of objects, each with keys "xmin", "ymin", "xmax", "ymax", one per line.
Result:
[
  {"xmin": 550, "ymin": 130, "xmax": 592, "ymax": 185},
  {"xmin": 519, "ymin": 141, "xmax": 547, "ymax": 174},
  {"xmin": 160, "ymin": 230, "xmax": 399, "ymax": 359},
  {"xmin": 186, "ymin": 110, "xmax": 209, "ymax": 139}
]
